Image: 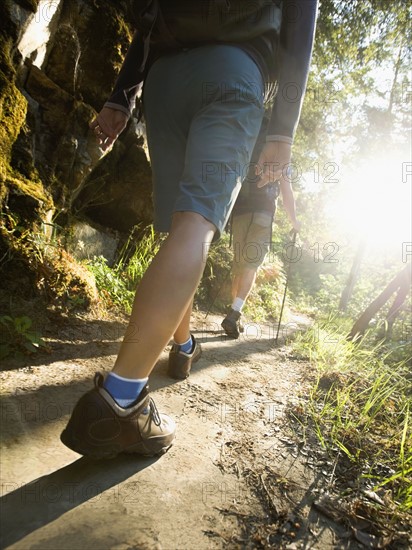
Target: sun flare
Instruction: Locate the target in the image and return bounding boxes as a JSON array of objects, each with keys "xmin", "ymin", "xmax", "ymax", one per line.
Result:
[{"xmin": 327, "ymin": 153, "xmax": 412, "ymax": 253}]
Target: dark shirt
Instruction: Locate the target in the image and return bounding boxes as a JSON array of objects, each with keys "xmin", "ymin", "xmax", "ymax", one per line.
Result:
[{"xmin": 105, "ymin": 0, "xmax": 318, "ymax": 144}]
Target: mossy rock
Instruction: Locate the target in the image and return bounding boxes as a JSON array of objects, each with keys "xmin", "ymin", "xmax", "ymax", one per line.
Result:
[
  {"xmin": 0, "ymin": 27, "xmax": 30, "ymax": 192},
  {"xmin": 0, "ymin": 23, "xmax": 53, "ymax": 220},
  {"xmin": 10, "ymin": 108, "xmax": 38, "ymax": 180},
  {"xmin": 74, "ymin": 2, "xmax": 133, "ymax": 109},
  {"xmin": 0, "ymin": 221, "xmax": 99, "ymax": 311},
  {"xmin": 38, "ymin": 248, "xmax": 99, "ymax": 310},
  {"xmin": 74, "ymin": 128, "xmax": 153, "ymax": 232},
  {"xmin": 0, "ymin": 0, "xmax": 142, "ymax": 313},
  {"xmin": 0, "ymin": 82, "xmax": 27, "ymax": 179},
  {"xmin": 3, "ymin": 172, "xmax": 53, "ymax": 222}
]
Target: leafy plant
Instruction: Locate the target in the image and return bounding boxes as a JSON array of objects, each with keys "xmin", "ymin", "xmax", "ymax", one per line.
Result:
[{"xmin": 0, "ymin": 315, "xmax": 47, "ymax": 359}]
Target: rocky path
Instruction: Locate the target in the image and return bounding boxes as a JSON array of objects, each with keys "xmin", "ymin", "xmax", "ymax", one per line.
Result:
[{"xmin": 0, "ymin": 312, "xmax": 351, "ymax": 550}]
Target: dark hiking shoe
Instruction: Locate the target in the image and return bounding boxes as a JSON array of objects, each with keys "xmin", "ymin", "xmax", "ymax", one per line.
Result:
[
  {"xmin": 168, "ymin": 335, "xmax": 202, "ymax": 380},
  {"xmin": 221, "ymin": 308, "xmax": 242, "ymax": 339},
  {"xmin": 61, "ymin": 373, "xmax": 175, "ymax": 459}
]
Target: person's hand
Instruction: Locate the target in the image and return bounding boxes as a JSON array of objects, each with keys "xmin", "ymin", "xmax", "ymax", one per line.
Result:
[
  {"xmin": 89, "ymin": 107, "xmax": 129, "ymax": 151},
  {"xmin": 255, "ymin": 141, "xmax": 292, "ymax": 188}
]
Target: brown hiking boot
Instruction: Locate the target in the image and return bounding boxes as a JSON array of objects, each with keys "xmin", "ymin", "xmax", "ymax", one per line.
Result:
[
  {"xmin": 168, "ymin": 335, "xmax": 202, "ymax": 380},
  {"xmin": 221, "ymin": 308, "xmax": 242, "ymax": 339},
  {"xmin": 60, "ymin": 373, "xmax": 175, "ymax": 459}
]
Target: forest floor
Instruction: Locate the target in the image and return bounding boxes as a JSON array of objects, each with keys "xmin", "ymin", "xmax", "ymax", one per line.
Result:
[{"xmin": 0, "ymin": 308, "xmax": 364, "ymax": 550}]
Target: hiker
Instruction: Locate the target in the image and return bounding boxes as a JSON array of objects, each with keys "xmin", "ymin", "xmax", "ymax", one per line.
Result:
[
  {"xmin": 221, "ymin": 118, "xmax": 301, "ymax": 339},
  {"xmin": 61, "ymin": 0, "xmax": 318, "ymax": 459}
]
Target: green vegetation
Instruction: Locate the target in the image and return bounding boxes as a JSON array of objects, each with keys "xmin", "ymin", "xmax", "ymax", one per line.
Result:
[
  {"xmin": 289, "ymin": 317, "xmax": 411, "ymax": 538},
  {"xmin": 1, "ymin": 211, "xmax": 98, "ymax": 310},
  {"xmin": 0, "ymin": 0, "xmax": 410, "ymax": 543},
  {"xmin": 277, "ymin": 6, "xmax": 412, "ymax": 538},
  {"xmin": 194, "ymin": 232, "xmax": 234, "ymax": 314},
  {"xmin": 85, "ymin": 226, "xmax": 163, "ymax": 313},
  {"xmin": 0, "ymin": 314, "xmax": 48, "ymax": 359}
]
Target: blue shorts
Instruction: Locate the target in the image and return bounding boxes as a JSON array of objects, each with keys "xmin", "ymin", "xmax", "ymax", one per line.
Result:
[{"xmin": 143, "ymin": 44, "xmax": 265, "ymax": 237}]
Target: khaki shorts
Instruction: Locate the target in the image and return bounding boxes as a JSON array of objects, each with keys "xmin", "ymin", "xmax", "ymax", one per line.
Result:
[{"xmin": 232, "ymin": 212, "xmax": 272, "ymax": 273}]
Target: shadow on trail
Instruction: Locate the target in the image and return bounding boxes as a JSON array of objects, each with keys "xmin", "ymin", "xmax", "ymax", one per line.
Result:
[
  {"xmin": 0, "ymin": 453, "xmax": 157, "ymax": 549},
  {"xmin": 0, "ymin": 316, "xmax": 128, "ymax": 372},
  {"xmin": 1, "ymin": 310, "xmax": 308, "ymax": 372},
  {"xmin": 0, "ymin": 325, "xmax": 306, "ymax": 445}
]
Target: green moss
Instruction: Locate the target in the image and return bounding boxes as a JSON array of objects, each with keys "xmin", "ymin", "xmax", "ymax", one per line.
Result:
[
  {"xmin": 0, "ymin": 76, "xmax": 52, "ymax": 212},
  {"xmin": 0, "ymin": 2, "xmax": 100, "ymax": 312},
  {"xmin": 0, "ymin": 27, "xmax": 53, "ymax": 211},
  {"xmin": 0, "ymin": 84, "xmax": 28, "ymax": 176},
  {"xmin": 77, "ymin": 4, "xmax": 133, "ymax": 108},
  {"xmin": 0, "ymin": 220, "xmax": 99, "ymax": 311},
  {"xmin": 0, "ymin": 32, "xmax": 28, "ymax": 180},
  {"xmin": 5, "ymin": 172, "xmax": 53, "ymax": 209},
  {"xmin": 0, "ymin": 76, "xmax": 28, "ymax": 145},
  {"xmin": 48, "ymin": 248, "xmax": 100, "ymax": 309}
]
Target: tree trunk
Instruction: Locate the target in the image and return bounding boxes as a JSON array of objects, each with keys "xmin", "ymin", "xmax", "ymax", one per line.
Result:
[
  {"xmin": 385, "ymin": 277, "xmax": 411, "ymax": 338},
  {"xmin": 348, "ymin": 264, "xmax": 411, "ymax": 341},
  {"xmin": 339, "ymin": 240, "xmax": 366, "ymax": 312}
]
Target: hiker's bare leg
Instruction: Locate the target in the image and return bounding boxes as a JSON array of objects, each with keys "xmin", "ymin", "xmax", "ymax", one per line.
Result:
[
  {"xmin": 173, "ymin": 298, "xmax": 194, "ymax": 344},
  {"xmin": 113, "ymin": 212, "xmax": 215, "ymax": 379},
  {"xmin": 235, "ymin": 268, "xmax": 257, "ymax": 301},
  {"xmin": 231, "ymin": 274, "xmax": 240, "ymax": 301}
]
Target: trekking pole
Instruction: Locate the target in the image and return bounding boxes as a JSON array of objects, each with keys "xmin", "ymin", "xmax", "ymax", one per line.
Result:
[{"xmin": 275, "ymin": 229, "xmax": 297, "ymax": 344}]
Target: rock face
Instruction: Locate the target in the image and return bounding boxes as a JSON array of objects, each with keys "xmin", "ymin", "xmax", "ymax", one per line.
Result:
[
  {"xmin": 0, "ymin": 0, "xmax": 154, "ymax": 307},
  {"xmin": 1, "ymin": 0, "xmax": 153, "ymax": 239},
  {"xmin": 0, "ymin": 0, "xmax": 155, "ymax": 311}
]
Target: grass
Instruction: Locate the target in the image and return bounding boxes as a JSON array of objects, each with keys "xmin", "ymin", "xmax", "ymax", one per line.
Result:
[
  {"xmin": 290, "ymin": 316, "xmax": 412, "ymax": 539},
  {"xmin": 85, "ymin": 225, "xmax": 162, "ymax": 313},
  {"xmin": 85, "ymin": 255, "xmax": 134, "ymax": 313}
]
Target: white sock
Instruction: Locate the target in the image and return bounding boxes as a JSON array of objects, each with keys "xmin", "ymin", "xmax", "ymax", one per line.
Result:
[{"xmin": 231, "ymin": 297, "xmax": 245, "ymax": 312}]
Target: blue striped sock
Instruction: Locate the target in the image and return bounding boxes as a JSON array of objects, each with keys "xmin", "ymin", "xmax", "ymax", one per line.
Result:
[
  {"xmin": 176, "ymin": 335, "xmax": 193, "ymax": 354},
  {"xmin": 103, "ymin": 373, "xmax": 148, "ymax": 408}
]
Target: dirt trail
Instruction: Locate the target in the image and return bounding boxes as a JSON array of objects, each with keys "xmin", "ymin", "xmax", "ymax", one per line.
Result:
[{"xmin": 0, "ymin": 311, "xmax": 351, "ymax": 550}]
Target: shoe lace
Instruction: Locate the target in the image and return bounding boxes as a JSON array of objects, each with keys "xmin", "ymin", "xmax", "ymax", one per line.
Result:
[{"xmin": 149, "ymin": 397, "xmax": 161, "ymax": 426}]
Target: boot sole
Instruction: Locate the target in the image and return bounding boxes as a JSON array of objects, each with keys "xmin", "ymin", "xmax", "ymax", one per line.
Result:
[{"xmin": 60, "ymin": 430, "xmax": 174, "ymax": 459}]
